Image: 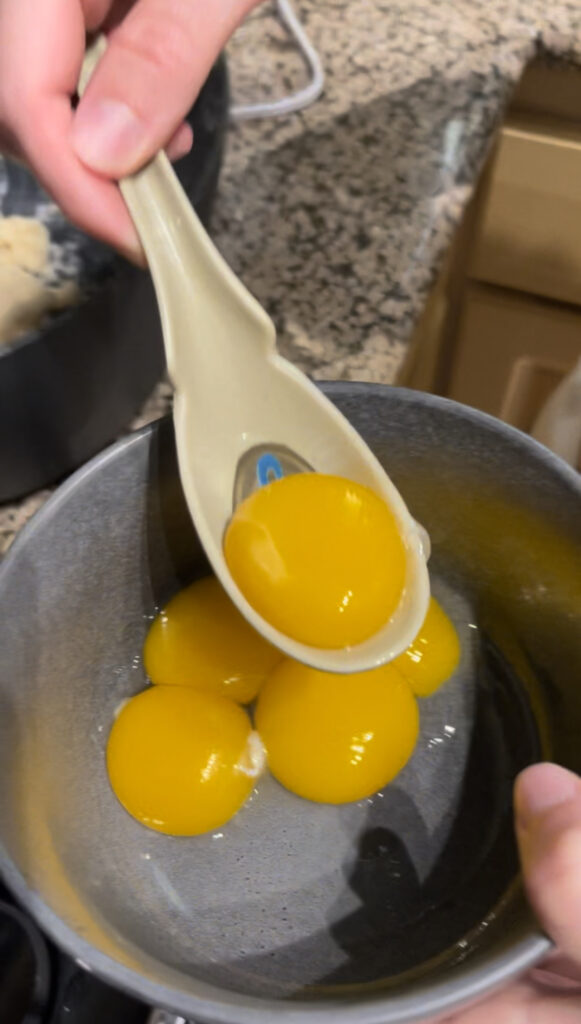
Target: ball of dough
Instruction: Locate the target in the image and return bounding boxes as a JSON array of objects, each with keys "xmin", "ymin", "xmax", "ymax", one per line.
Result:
[
  {"xmin": 0, "ymin": 216, "xmax": 49, "ymax": 274},
  {"xmin": 0, "ymin": 216, "xmax": 79, "ymax": 346}
]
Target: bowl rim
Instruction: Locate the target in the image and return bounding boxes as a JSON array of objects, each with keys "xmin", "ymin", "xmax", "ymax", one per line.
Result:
[
  {"xmin": 1, "ymin": 382, "xmax": 579, "ymax": 569},
  {"xmin": 1, "ymin": 382, "xmax": 573, "ymax": 1022}
]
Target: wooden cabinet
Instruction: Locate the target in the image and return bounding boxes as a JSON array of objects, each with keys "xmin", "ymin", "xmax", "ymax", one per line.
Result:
[
  {"xmin": 469, "ymin": 121, "xmax": 581, "ymax": 307},
  {"xmin": 448, "ymin": 285, "xmax": 580, "ymax": 424},
  {"xmin": 398, "ymin": 60, "xmax": 581, "ymax": 436}
]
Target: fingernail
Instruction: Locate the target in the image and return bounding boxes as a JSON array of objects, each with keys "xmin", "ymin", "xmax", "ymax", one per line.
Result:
[
  {"xmin": 72, "ymin": 99, "xmax": 147, "ymax": 176},
  {"xmin": 515, "ymin": 763, "xmax": 579, "ymax": 830}
]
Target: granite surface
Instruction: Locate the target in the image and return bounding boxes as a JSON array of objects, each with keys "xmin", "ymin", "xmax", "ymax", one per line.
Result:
[{"xmin": 1, "ymin": 0, "xmax": 581, "ymax": 552}]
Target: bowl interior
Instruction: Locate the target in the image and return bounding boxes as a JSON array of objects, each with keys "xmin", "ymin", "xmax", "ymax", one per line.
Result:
[{"xmin": 0, "ymin": 385, "xmax": 579, "ymax": 1014}]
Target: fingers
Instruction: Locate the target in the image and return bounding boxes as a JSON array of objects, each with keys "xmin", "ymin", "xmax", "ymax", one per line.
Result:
[
  {"xmin": 425, "ymin": 765, "xmax": 581, "ymax": 1023},
  {"xmin": 21, "ymin": 95, "xmax": 145, "ymax": 262},
  {"xmin": 82, "ymin": 0, "xmax": 136, "ymax": 32},
  {"xmin": 0, "ymin": 0, "xmax": 143, "ymax": 259},
  {"xmin": 72, "ymin": 0, "xmax": 259, "ymax": 178},
  {"xmin": 25, "ymin": 107, "xmax": 191, "ymax": 260},
  {"xmin": 0, "ymin": 0, "xmax": 199, "ymax": 258},
  {"xmin": 165, "ymin": 121, "xmax": 194, "ymax": 162},
  {"xmin": 515, "ymin": 762, "xmax": 581, "ymax": 966}
]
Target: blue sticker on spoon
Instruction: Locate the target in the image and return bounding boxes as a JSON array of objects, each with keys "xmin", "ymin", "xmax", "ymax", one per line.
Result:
[
  {"xmin": 232, "ymin": 444, "xmax": 314, "ymax": 510},
  {"xmin": 256, "ymin": 453, "xmax": 284, "ymax": 488}
]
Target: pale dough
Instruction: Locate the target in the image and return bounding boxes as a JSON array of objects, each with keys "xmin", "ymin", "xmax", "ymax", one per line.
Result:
[
  {"xmin": 0, "ymin": 215, "xmax": 49, "ymax": 273},
  {"xmin": 0, "ymin": 216, "xmax": 79, "ymax": 346}
]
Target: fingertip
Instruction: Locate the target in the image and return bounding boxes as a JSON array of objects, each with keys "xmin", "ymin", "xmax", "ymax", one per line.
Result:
[
  {"xmin": 116, "ymin": 235, "xmax": 147, "ymax": 267},
  {"xmin": 44, "ymin": 165, "xmax": 144, "ymax": 263},
  {"xmin": 57, "ymin": 178, "xmax": 144, "ymax": 263},
  {"xmin": 166, "ymin": 121, "xmax": 194, "ymax": 163},
  {"xmin": 514, "ymin": 764, "xmax": 581, "ymax": 963},
  {"xmin": 515, "ymin": 764, "xmax": 581, "ymax": 833},
  {"xmin": 71, "ymin": 96, "xmax": 149, "ymax": 177},
  {"xmin": 21, "ymin": 105, "xmax": 144, "ymax": 259}
]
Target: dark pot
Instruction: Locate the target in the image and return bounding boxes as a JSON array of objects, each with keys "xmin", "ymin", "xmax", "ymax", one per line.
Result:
[{"xmin": 0, "ymin": 57, "xmax": 229, "ymax": 502}]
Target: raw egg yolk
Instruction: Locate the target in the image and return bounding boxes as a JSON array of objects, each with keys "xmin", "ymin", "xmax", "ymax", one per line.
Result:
[
  {"xmin": 143, "ymin": 576, "xmax": 282, "ymax": 704},
  {"xmin": 255, "ymin": 659, "xmax": 418, "ymax": 804},
  {"xmin": 392, "ymin": 597, "xmax": 460, "ymax": 697},
  {"xmin": 223, "ymin": 473, "xmax": 407, "ymax": 649},
  {"xmin": 107, "ymin": 686, "xmax": 263, "ymax": 836}
]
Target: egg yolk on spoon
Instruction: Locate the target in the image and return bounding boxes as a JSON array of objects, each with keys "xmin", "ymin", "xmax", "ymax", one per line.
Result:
[
  {"xmin": 144, "ymin": 576, "xmax": 282, "ymax": 703},
  {"xmin": 107, "ymin": 686, "xmax": 264, "ymax": 836},
  {"xmin": 255, "ymin": 659, "xmax": 419, "ymax": 803},
  {"xmin": 223, "ymin": 473, "xmax": 407, "ymax": 648}
]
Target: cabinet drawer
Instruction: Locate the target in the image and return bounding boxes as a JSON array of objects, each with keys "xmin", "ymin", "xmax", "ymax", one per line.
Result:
[
  {"xmin": 448, "ymin": 285, "xmax": 581, "ymax": 419},
  {"xmin": 500, "ymin": 357, "xmax": 569, "ymax": 433},
  {"xmin": 470, "ymin": 123, "xmax": 581, "ymax": 307}
]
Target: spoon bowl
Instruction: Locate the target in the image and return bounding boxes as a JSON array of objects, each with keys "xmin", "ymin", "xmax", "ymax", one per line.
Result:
[{"xmin": 80, "ymin": 41, "xmax": 430, "ymax": 672}]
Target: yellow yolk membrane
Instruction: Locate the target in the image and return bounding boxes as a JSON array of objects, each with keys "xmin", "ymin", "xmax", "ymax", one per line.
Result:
[
  {"xmin": 110, "ymin": 461, "xmax": 462, "ymax": 830},
  {"xmin": 144, "ymin": 576, "xmax": 282, "ymax": 704},
  {"xmin": 223, "ymin": 473, "xmax": 407, "ymax": 649},
  {"xmin": 107, "ymin": 686, "xmax": 263, "ymax": 836},
  {"xmin": 393, "ymin": 597, "xmax": 460, "ymax": 697},
  {"xmin": 255, "ymin": 659, "xmax": 419, "ymax": 804}
]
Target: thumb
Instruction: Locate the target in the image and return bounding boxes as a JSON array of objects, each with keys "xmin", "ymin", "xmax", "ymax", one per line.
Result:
[
  {"xmin": 515, "ymin": 762, "xmax": 581, "ymax": 965},
  {"xmin": 72, "ymin": 0, "xmax": 257, "ymax": 177}
]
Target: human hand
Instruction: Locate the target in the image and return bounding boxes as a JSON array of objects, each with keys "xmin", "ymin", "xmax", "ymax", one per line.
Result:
[
  {"xmin": 0, "ymin": 0, "xmax": 260, "ymax": 261},
  {"xmin": 435, "ymin": 762, "xmax": 581, "ymax": 1023}
]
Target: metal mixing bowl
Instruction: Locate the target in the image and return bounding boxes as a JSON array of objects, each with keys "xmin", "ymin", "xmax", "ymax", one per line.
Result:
[{"xmin": 0, "ymin": 383, "xmax": 579, "ymax": 1024}]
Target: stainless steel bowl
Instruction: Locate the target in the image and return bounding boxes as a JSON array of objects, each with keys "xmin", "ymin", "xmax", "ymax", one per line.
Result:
[{"xmin": 0, "ymin": 383, "xmax": 579, "ymax": 1024}]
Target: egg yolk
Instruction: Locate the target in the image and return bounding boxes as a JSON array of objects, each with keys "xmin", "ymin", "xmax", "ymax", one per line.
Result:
[
  {"xmin": 392, "ymin": 597, "xmax": 460, "ymax": 697},
  {"xmin": 107, "ymin": 686, "xmax": 263, "ymax": 836},
  {"xmin": 255, "ymin": 659, "xmax": 418, "ymax": 804},
  {"xmin": 223, "ymin": 473, "xmax": 407, "ymax": 649},
  {"xmin": 143, "ymin": 576, "xmax": 282, "ymax": 704}
]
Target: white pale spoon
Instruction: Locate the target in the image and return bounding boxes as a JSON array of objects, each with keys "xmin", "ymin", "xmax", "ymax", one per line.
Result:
[{"xmin": 80, "ymin": 40, "xmax": 430, "ymax": 674}]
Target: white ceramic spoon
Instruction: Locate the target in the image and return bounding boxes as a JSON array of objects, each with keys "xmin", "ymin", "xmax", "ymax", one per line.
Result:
[{"xmin": 80, "ymin": 40, "xmax": 430, "ymax": 673}]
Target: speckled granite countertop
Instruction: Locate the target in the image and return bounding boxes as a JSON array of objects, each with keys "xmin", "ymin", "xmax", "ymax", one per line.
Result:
[{"xmin": 1, "ymin": 0, "xmax": 580, "ymax": 552}]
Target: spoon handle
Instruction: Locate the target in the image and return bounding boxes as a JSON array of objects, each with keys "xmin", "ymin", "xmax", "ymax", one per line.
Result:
[{"xmin": 79, "ymin": 38, "xmax": 273, "ymax": 379}]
